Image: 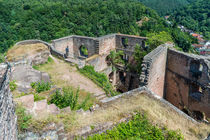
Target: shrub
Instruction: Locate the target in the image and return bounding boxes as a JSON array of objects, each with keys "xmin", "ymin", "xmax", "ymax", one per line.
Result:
[
  {"xmin": 15, "ymin": 105, "xmax": 32, "ymax": 132},
  {"xmin": 49, "ymin": 87, "xmax": 79, "ymax": 110},
  {"xmin": 9, "ymin": 80, "xmax": 17, "ymax": 91},
  {"xmin": 79, "ymin": 65, "xmax": 117, "ymax": 96},
  {"xmin": 31, "ymin": 81, "xmax": 52, "ymax": 93},
  {"xmin": 87, "ymin": 113, "xmax": 184, "ymax": 140},
  {"xmin": 49, "ymin": 87, "xmax": 93, "ymax": 110}
]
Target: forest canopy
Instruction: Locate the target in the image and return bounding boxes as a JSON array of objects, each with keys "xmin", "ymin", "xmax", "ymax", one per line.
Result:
[{"xmin": 0, "ymin": 0, "xmax": 196, "ymax": 54}]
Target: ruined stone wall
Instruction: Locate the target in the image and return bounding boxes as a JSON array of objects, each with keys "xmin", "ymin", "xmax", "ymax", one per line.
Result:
[
  {"xmin": 0, "ymin": 64, "xmax": 17, "ymax": 140},
  {"xmin": 115, "ymin": 34, "xmax": 146, "ymax": 53},
  {"xmin": 140, "ymin": 45, "xmax": 168, "ymax": 97},
  {"xmin": 165, "ymin": 49, "xmax": 210, "ymax": 117},
  {"xmin": 52, "ymin": 37, "xmax": 74, "ymax": 57},
  {"xmin": 98, "ymin": 34, "xmax": 116, "ymax": 55},
  {"xmin": 73, "ymin": 36, "xmax": 97, "ymax": 58}
]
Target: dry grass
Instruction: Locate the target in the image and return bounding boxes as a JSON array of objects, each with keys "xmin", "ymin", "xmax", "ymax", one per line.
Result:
[
  {"xmin": 7, "ymin": 43, "xmax": 48, "ymax": 61},
  {"xmin": 34, "ymin": 56, "xmax": 104, "ymax": 96},
  {"xmin": 29, "ymin": 92, "xmax": 210, "ymax": 139}
]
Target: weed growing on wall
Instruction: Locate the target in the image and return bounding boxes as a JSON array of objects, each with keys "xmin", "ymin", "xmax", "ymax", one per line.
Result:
[
  {"xmin": 31, "ymin": 81, "xmax": 52, "ymax": 93},
  {"xmin": 15, "ymin": 104, "xmax": 32, "ymax": 132},
  {"xmin": 87, "ymin": 113, "xmax": 184, "ymax": 140},
  {"xmin": 9, "ymin": 80, "xmax": 17, "ymax": 91},
  {"xmin": 79, "ymin": 65, "xmax": 118, "ymax": 96}
]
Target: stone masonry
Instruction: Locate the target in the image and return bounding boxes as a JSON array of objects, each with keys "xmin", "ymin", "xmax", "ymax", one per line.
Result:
[
  {"xmin": 140, "ymin": 43, "xmax": 210, "ymax": 119},
  {"xmin": 0, "ymin": 63, "xmax": 17, "ymax": 140}
]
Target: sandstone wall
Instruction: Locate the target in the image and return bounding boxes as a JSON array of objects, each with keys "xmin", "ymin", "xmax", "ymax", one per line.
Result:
[
  {"xmin": 52, "ymin": 37, "xmax": 74, "ymax": 57},
  {"xmin": 165, "ymin": 49, "xmax": 210, "ymax": 117},
  {"xmin": 140, "ymin": 45, "xmax": 168, "ymax": 97},
  {"xmin": 0, "ymin": 63, "xmax": 17, "ymax": 140},
  {"xmin": 73, "ymin": 36, "xmax": 97, "ymax": 58},
  {"xmin": 98, "ymin": 34, "xmax": 116, "ymax": 55},
  {"xmin": 115, "ymin": 34, "xmax": 146, "ymax": 52}
]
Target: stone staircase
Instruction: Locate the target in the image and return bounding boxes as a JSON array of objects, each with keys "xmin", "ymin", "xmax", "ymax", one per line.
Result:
[{"xmin": 94, "ymin": 92, "xmax": 108, "ymax": 102}]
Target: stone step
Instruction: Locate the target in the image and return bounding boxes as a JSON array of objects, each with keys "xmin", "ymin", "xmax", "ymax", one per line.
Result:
[
  {"xmin": 96, "ymin": 94, "xmax": 107, "ymax": 100},
  {"xmin": 94, "ymin": 92, "xmax": 106, "ymax": 97}
]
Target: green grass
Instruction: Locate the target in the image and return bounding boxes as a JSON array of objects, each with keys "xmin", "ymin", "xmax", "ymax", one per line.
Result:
[
  {"xmin": 49, "ymin": 86, "xmax": 94, "ymax": 111},
  {"xmin": 31, "ymin": 81, "xmax": 52, "ymax": 93},
  {"xmin": 33, "ymin": 93, "xmax": 46, "ymax": 102},
  {"xmin": 9, "ymin": 80, "xmax": 17, "ymax": 92},
  {"xmin": 15, "ymin": 104, "xmax": 32, "ymax": 132},
  {"xmin": 32, "ymin": 56, "xmax": 54, "ymax": 70},
  {"xmin": 79, "ymin": 65, "xmax": 118, "ymax": 96},
  {"xmin": 86, "ymin": 113, "xmax": 184, "ymax": 140}
]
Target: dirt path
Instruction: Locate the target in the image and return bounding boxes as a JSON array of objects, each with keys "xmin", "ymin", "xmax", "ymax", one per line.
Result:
[{"xmin": 37, "ymin": 56, "xmax": 105, "ymax": 96}]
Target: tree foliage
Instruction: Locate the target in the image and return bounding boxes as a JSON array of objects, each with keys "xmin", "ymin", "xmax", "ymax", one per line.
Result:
[
  {"xmin": 171, "ymin": 0, "xmax": 210, "ymax": 39},
  {"xmin": 138, "ymin": 0, "xmax": 194, "ymax": 16}
]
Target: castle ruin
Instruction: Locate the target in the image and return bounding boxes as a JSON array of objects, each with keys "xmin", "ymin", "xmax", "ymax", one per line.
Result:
[{"xmin": 0, "ymin": 33, "xmax": 209, "ymax": 139}]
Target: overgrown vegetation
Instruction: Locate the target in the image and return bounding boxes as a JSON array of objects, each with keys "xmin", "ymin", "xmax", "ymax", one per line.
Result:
[
  {"xmin": 107, "ymin": 50, "xmax": 125, "ymax": 71},
  {"xmin": 49, "ymin": 87, "xmax": 93, "ymax": 110},
  {"xmin": 31, "ymin": 81, "xmax": 52, "ymax": 93},
  {"xmin": 79, "ymin": 65, "xmax": 117, "ymax": 96},
  {"xmin": 9, "ymin": 80, "xmax": 17, "ymax": 91},
  {"xmin": 87, "ymin": 113, "xmax": 184, "ymax": 140},
  {"xmin": 15, "ymin": 104, "xmax": 32, "ymax": 132}
]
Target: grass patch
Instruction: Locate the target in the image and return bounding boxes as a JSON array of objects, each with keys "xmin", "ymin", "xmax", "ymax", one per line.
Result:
[
  {"xmin": 32, "ymin": 56, "xmax": 54, "ymax": 70},
  {"xmin": 33, "ymin": 93, "xmax": 46, "ymax": 102},
  {"xmin": 7, "ymin": 43, "xmax": 48, "ymax": 62},
  {"xmin": 87, "ymin": 113, "xmax": 184, "ymax": 140},
  {"xmin": 31, "ymin": 81, "xmax": 52, "ymax": 93},
  {"xmin": 79, "ymin": 65, "xmax": 118, "ymax": 96},
  {"xmin": 9, "ymin": 80, "xmax": 17, "ymax": 92},
  {"xmin": 15, "ymin": 104, "xmax": 32, "ymax": 132}
]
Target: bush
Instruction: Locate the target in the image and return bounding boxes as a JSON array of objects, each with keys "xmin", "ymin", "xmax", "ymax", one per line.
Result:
[
  {"xmin": 9, "ymin": 80, "xmax": 17, "ymax": 92},
  {"xmin": 31, "ymin": 81, "xmax": 52, "ymax": 93},
  {"xmin": 79, "ymin": 65, "xmax": 117, "ymax": 96},
  {"xmin": 87, "ymin": 113, "xmax": 184, "ymax": 140},
  {"xmin": 49, "ymin": 87, "xmax": 93, "ymax": 110},
  {"xmin": 49, "ymin": 87, "xmax": 79, "ymax": 110},
  {"xmin": 15, "ymin": 105, "xmax": 32, "ymax": 132}
]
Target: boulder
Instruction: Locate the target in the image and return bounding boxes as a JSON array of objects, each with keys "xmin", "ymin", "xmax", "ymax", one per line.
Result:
[{"xmin": 14, "ymin": 94, "xmax": 34, "ymax": 110}]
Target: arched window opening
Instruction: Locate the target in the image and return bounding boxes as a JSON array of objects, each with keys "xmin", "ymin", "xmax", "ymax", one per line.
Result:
[{"xmin": 79, "ymin": 45, "xmax": 88, "ymax": 57}]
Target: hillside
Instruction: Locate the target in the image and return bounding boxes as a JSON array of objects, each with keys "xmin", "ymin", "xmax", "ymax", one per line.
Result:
[
  {"xmin": 171, "ymin": 0, "xmax": 210, "ymax": 39},
  {"xmin": 138, "ymin": 0, "xmax": 196, "ymax": 16},
  {"xmin": 0, "ymin": 0, "xmax": 197, "ymax": 56}
]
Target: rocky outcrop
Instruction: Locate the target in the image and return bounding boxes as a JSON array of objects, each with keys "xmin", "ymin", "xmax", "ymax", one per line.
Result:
[
  {"xmin": 0, "ymin": 63, "xmax": 17, "ymax": 140},
  {"xmin": 11, "ymin": 63, "xmax": 50, "ymax": 93},
  {"xmin": 14, "ymin": 94, "xmax": 60, "ymax": 117}
]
